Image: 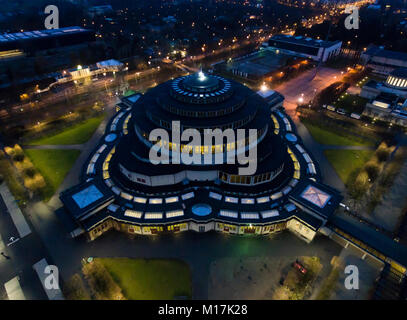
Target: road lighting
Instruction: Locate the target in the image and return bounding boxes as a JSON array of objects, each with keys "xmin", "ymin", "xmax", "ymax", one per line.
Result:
[{"xmin": 260, "ymin": 83, "xmax": 268, "ymax": 92}]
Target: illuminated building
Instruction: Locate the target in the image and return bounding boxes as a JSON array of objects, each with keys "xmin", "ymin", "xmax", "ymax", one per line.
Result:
[{"xmin": 61, "ymin": 73, "xmax": 342, "ymax": 242}]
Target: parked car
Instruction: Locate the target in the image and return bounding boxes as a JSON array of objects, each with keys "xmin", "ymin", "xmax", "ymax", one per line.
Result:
[
  {"xmin": 293, "ymin": 260, "xmax": 307, "ymax": 274},
  {"xmin": 350, "ymin": 113, "xmax": 361, "ymax": 120},
  {"xmin": 336, "ymin": 108, "xmax": 346, "ymax": 115}
]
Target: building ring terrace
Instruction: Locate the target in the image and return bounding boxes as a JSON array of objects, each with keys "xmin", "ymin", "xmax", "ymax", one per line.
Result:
[{"xmin": 60, "ymin": 73, "xmax": 342, "ymax": 242}]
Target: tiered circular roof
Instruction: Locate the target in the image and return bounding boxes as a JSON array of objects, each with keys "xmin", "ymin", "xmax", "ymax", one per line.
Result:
[{"xmin": 61, "ymin": 73, "xmax": 328, "ymax": 231}]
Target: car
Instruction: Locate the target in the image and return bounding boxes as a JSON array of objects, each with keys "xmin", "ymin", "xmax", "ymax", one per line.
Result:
[
  {"xmin": 350, "ymin": 113, "xmax": 361, "ymax": 119},
  {"xmin": 336, "ymin": 108, "xmax": 346, "ymax": 115},
  {"xmin": 293, "ymin": 260, "xmax": 307, "ymax": 274}
]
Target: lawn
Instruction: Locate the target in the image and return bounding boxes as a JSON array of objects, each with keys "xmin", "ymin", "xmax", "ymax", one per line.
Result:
[
  {"xmin": 98, "ymin": 258, "xmax": 192, "ymax": 300},
  {"xmin": 334, "ymin": 94, "xmax": 369, "ymax": 114},
  {"xmin": 324, "ymin": 149, "xmax": 374, "ymax": 183},
  {"xmin": 25, "ymin": 149, "xmax": 80, "ymax": 199},
  {"xmin": 303, "ymin": 122, "xmax": 373, "ymax": 146},
  {"xmin": 29, "ymin": 115, "xmax": 104, "ymax": 145}
]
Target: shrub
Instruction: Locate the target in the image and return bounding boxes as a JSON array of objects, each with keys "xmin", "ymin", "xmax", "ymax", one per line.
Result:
[
  {"xmin": 24, "ymin": 167, "xmax": 36, "ymax": 178},
  {"xmin": 23, "ymin": 175, "xmax": 46, "ymax": 192},
  {"xmin": 349, "ymin": 171, "xmax": 370, "ymax": 199},
  {"xmin": 376, "ymin": 147, "xmax": 391, "ymax": 162},
  {"xmin": 82, "ymin": 260, "xmax": 125, "ymax": 300},
  {"xmin": 365, "ymin": 161, "xmax": 381, "ymax": 181},
  {"xmin": 63, "ymin": 274, "xmax": 91, "ymax": 300},
  {"xmin": 13, "ymin": 153, "xmax": 25, "ymax": 162}
]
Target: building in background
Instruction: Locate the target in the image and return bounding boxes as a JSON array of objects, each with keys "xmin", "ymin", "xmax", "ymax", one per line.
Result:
[
  {"xmin": 214, "ymin": 50, "xmax": 290, "ymax": 82},
  {"xmin": 361, "ymin": 68, "xmax": 407, "ymax": 100},
  {"xmin": 87, "ymin": 5, "xmax": 114, "ymax": 18},
  {"xmin": 361, "ymin": 68, "xmax": 407, "ymax": 127},
  {"xmin": 0, "ymin": 27, "xmax": 97, "ymax": 89},
  {"xmin": 361, "ymin": 46, "xmax": 407, "ymax": 75},
  {"xmin": 263, "ymin": 34, "xmax": 342, "ymax": 62}
]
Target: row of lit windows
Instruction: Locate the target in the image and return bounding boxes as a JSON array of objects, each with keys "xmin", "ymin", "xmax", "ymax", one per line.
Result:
[
  {"xmin": 138, "ymin": 125, "xmax": 266, "ymax": 152},
  {"xmin": 148, "ymin": 113, "xmax": 254, "ymax": 133},
  {"xmin": 155, "ymin": 137, "xmax": 252, "ymax": 154},
  {"xmin": 219, "ymin": 171, "xmax": 274, "ymax": 185},
  {"xmin": 387, "ymin": 76, "xmax": 407, "ymax": 88},
  {"xmin": 167, "ymin": 223, "xmax": 187, "ymax": 231},
  {"xmin": 170, "ymin": 91, "xmax": 231, "ymax": 104}
]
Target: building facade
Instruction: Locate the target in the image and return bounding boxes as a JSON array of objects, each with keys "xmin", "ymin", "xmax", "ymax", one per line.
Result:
[
  {"xmin": 263, "ymin": 34, "xmax": 342, "ymax": 62},
  {"xmin": 361, "ymin": 68, "xmax": 407, "ymax": 127},
  {"xmin": 361, "ymin": 46, "xmax": 407, "ymax": 76}
]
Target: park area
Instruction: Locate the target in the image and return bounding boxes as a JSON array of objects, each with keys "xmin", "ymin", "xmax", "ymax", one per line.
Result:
[
  {"xmin": 1, "ymin": 145, "xmax": 80, "ymax": 201},
  {"xmin": 64, "ymin": 258, "xmax": 192, "ymax": 300},
  {"xmin": 302, "ymin": 121, "xmax": 374, "ymax": 146},
  {"xmin": 324, "ymin": 149, "xmax": 374, "ymax": 184},
  {"xmin": 28, "ymin": 115, "xmax": 104, "ymax": 145},
  {"xmin": 25, "ymin": 149, "xmax": 80, "ymax": 199},
  {"xmin": 16, "ymin": 114, "xmax": 105, "ymax": 200}
]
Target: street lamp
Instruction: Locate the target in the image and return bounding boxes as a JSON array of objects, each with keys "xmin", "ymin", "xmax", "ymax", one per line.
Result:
[{"xmin": 260, "ymin": 83, "xmax": 268, "ymax": 92}]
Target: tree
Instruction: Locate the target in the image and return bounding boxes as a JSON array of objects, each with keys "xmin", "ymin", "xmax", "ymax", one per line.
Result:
[
  {"xmin": 365, "ymin": 162, "xmax": 380, "ymax": 182},
  {"xmin": 376, "ymin": 148, "xmax": 391, "ymax": 162}
]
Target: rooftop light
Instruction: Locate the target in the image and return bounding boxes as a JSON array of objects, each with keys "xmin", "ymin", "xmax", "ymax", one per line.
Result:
[
  {"xmin": 260, "ymin": 83, "xmax": 268, "ymax": 92},
  {"xmin": 198, "ymin": 71, "xmax": 206, "ymax": 81}
]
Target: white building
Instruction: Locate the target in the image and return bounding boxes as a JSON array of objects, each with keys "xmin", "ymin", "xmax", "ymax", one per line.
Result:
[{"xmin": 262, "ymin": 34, "xmax": 342, "ymax": 62}]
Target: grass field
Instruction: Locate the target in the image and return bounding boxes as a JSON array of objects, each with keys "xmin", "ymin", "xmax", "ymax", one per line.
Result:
[
  {"xmin": 25, "ymin": 149, "xmax": 80, "ymax": 199},
  {"xmin": 99, "ymin": 258, "xmax": 192, "ymax": 300},
  {"xmin": 29, "ymin": 115, "xmax": 104, "ymax": 145},
  {"xmin": 304, "ymin": 122, "xmax": 373, "ymax": 146},
  {"xmin": 324, "ymin": 149, "xmax": 374, "ymax": 183}
]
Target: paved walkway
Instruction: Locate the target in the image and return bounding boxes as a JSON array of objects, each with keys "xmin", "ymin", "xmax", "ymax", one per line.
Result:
[
  {"xmin": 22, "ymin": 144, "xmax": 85, "ymax": 150},
  {"xmin": 295, "ymin": 121, "xmax": 346, "ymax": 192},
  {"xmin": 0, "ymin": 183, "xmax": 31, "ymax": 238},
  {"xmin": 4, "ymin": 276, "xmax": 26, "ymax": 300},
  {"xmin": 320, "ymin": 145, "xmax": 375, "ymax": 151}
]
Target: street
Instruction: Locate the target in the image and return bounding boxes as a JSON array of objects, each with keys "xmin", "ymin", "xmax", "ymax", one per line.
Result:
[
  {"xmin": 0, "ymin": 192, "xmax": 49, "ymax": 300},
  {"xmin": 275, "ymin": 67, "xmax": 346, "ymax": 120}
]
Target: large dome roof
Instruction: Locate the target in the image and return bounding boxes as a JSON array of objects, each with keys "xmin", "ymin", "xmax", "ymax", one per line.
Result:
[{"xmin": 108, "ymin": 72, "xmax": 291, "ymax": 191}]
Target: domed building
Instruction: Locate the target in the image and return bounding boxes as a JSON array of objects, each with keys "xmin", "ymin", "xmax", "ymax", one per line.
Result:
[
  {"xmin": 361, "ymin": 67, "xmax": 407, "ymax": 100},
  {"xmin": 61, "ymin": 72, "xmax": 342, "ymax": 242}
]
